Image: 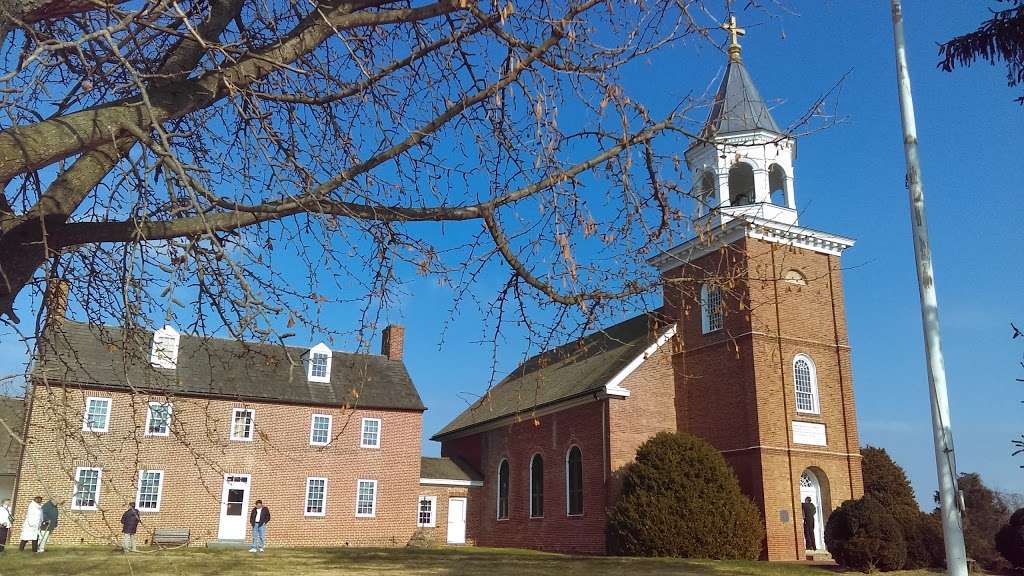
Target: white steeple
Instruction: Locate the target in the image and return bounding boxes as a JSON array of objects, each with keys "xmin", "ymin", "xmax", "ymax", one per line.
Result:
[{"xmin": 685, "ymin": 16, "xmax": 798, "ymax": 228}]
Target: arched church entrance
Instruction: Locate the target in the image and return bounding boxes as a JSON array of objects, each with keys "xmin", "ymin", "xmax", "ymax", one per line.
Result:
[{"xmin": 799, "ymin": 469, "xmax": 829, "ymax": 551}]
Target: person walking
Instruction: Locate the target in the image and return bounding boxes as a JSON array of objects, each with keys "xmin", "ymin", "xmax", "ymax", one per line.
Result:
[
  {"xmin": 0, "ymin": 499, "xmax": 12, "ymax": 552},
  {"xmin": 802, "ymin": 496, "xmax": 818, "ymax": 551},
  {"xmin": 19, "ymin": 496, "xmax": 42, "ymax": 552},
  {"xmin": 37, "ymin": 499, "xmax": 59, "ymax": 552},
  {"xmin": 120, "ymin": 502, "xmax": 141, "ymax": 553},
  {"xmin": 248, "ymin": 500, "xmax": 270, "ymax": 553}
]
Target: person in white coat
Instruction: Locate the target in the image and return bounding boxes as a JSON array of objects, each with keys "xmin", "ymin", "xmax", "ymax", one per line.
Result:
[
  {"xmin": 0, "ymin": 498, "xmax": 12, "ymax": 552},
  {"xmin": 19, "ymin": 496, "xmax": 42, "ymax": 552}
]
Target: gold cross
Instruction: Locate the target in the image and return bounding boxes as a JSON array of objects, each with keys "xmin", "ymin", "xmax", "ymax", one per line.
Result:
[{"xmin": 721, "ymin": 15, "xmax": 745, "ymax": 62}]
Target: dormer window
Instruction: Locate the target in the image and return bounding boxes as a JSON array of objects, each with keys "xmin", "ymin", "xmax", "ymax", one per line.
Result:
[
  {"xmin": 150, "ymin": 326, "xmax": 180, "ymax": 369},
  {"xmin": 307, "ymin": 342, "xmax": 332, "ymax": 383}
]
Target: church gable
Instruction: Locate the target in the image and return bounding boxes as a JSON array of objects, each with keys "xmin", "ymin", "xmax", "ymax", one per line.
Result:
[{"xmin": 433, "ymin": 312, "xmax": 675, "ymax": 440}]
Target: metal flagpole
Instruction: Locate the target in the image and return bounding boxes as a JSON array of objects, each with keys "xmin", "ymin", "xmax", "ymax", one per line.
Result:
[{"xmin": 889, "ymin": 2, "xmax": 968, "ymax": 575}]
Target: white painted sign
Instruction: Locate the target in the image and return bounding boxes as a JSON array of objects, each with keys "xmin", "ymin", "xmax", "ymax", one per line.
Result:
[{"xmin": 792, "ymin": 421, "xmax": 827, "ymax": 446}]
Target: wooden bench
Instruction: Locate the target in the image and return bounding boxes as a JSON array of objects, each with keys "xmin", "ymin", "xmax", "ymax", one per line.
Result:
[{"xmin": 153, "ymin": 528, "xmax": 191, "ymax": 548}]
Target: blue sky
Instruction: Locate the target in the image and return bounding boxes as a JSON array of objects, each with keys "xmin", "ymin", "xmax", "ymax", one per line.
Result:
[{"xmin": 1, "ymin": 2, "xmax": 1021, "ymax": 507}]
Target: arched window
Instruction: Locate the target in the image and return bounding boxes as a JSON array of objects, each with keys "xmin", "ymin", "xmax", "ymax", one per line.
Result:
[
  {"xmin": 497, "ymin": 459, "xmax": 509, "ymax": 519},
  {"xmin": 793, "ymin": 354, "xmax": 820, "ymax": 413},
  {"xmin": 768, "ymin": 164, "xmax": 787, "ymax": 206},
  {"xmin": 700, "ymin": 283, "xmax": 723, "ymax": 334},
  {"xmin": 728, "ymin": 163, "xmax": 755, "ymax": 206},
  {"xmin": 566, "ymin": 446, "xmax": 583, "ymax": 516},
  {"xmin": 529, "ymin": 454, "xmax": 544, "ymax": 518},
  {"xmin": 784, "ymin": 269, "xmax": 807, "ymax": 286}
]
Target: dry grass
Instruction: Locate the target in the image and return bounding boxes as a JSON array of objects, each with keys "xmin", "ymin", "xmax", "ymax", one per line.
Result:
[{"xmin": 0, "ymin": 545, "xmax": 941, "ymax": 576}]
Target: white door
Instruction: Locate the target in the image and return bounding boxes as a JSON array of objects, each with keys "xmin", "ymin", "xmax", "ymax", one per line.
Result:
[
  {"xmin": 218, "ymin": 474, "xmax": 251, "ymax": 540},
  {"xmin": 799, "ymin": 471, "xmax": 825, "ymax": 551},
  {"xmin": 446, "ymin": 497, "xmax": 467, "ymax": 544}
]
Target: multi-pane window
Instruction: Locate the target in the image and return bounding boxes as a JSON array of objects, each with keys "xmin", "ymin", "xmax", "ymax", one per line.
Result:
[
  {"xmin": 310, "ymin": 353, "xmax": 329, "ymax": 379},
  {"xmin": 145, "ymin": 402, "xmax": 172, "ymax": 436},
  {"xmin": 566, "ymin": 446, "xmax": 583, "ymax": 516},
  {"xmin": 136, "ymin": 470, "xmax": 164, "ymax": 512},
  {"xmin": 417, "ymin": 496, "xmax": 436, "ymax": 527},
  {"xmin": 83, "ymin": 397, "xmax": 111, "ymax": 432},
  {"xmin": 360, "ymin": 418, "xmax": 380, "ymax": 448},
  {"xmin": 700, "ymin": 283, "xmax": 723, "ymax": 334},
  {"xmin": 72, "ymin": 467, "xmax": 102, "ymax": 510},
  {"xmin": 305, "ymin": 477, "xmax": 327, "ymax": 516},
  {"xmin": 231, "ymin": 408, "xmax": 254, "ymax": 441},
  {"xmin": 356, "ymin": 480, "xmax": 377, "ymax": 517},
  {"xmin": 529, "ymin": 454, "xmax": 544, "ymax": 518},
  {"xmin": 497, "ymin": 459, "xmax": 509, "ymax": 520},
  {"xmin": 310, "ymin": 414, "xmax": 332, "ymax": 446},
  {"xmin": 794, "ymin": 355, "xmax": 820, "ymax": 413}
]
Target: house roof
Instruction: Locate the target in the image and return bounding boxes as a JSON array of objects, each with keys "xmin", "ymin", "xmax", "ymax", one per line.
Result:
[
  {"xmin": 433, "ymin": 312, "xmax": 671, "ymax": 440},
  {"xmin": 32, "ymin": 321, "xmax": 425, "ymax": 411},
  {"xmin": 699, "ymin": 59, "xmax": 781, "ymax": 139},
  {"xmin": 420, "ymin": 457, "xmax": 482, "ymax": 482},
  {"xmin": 0, "ymin": 395, "xmax": 25, "ymax": 475}
]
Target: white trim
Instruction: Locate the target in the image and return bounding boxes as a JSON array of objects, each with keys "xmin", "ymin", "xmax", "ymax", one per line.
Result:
[
  {"xmin": 603, "ymin": 323, "xmax": 678, "ymax": 397},
  {"xmin": 416, "ymin": 495, "xmax": 437, "ymax": 528},
  {"xmin": 496, "ymin": 458, "xmax": 509, "ymax": 521},
  {"xmin": 144, "ymin": 401, "xmax": 173, "ymax": 437},
  {"xmin": 230, "ymin": 407, "xmax": 255, "ymax": 441},
  {"xmin": 71, "ymin": 466, "xmax": 102, "ymax": 511},
  {"xmin": 307, "ymin": 342, "xmax": 332, "ymax": 383},
  {"xmin": 793, "ymin": 353, "xmax": 821, "ymax": 415},
  {"xmin": 355, "ymin": 479, "xmax": 377, "ymax": 517},
  {"xmin": 528, "ymin": 453, "xmax": 543, "ymax": 519},
  {"xmin": 718, "ymin": 444, "xmax": 860, "ymax": 458},
  {"xmin": 565, "ymin": 445, "xmax": 583, "ymax": 517},
  {"xmin": 360, "ymin": 417, "xmax": 381, "ymax": 448},
  {"xmin": 648, "ymin": 216, "xmax": 855, "ymax": 272},
  {"xmin": 304, "ymin": 477, "xmax": 328, "ymax": 517},
  {"xmin": 309, "ymin": 414, "xmax": 333, "ymax": 446},
  {"xmin": 82, "ymin": 396, "xmax": 111, "ymax": 433},
  {"xmin": 136, "ymin": 469, "xmax": 164, "ymax": 513},
  {"xmin": 419, "ymin": 478, "xmax": 484, "ymax": 487}
]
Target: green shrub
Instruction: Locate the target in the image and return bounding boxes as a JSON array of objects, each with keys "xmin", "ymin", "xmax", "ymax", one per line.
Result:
[
  {"xmin": 607, "ymin": 431, "xmax": 763, "ymax": 559},
  {"xmin": 996, "ymin": 507, "xmax": 1024, "ymax": 568},
  {"xmin": 861, "ymin": 446, "xmax": 944, "ymax": 569},
  {"xmin": 824, "ymin": 495, "xmax": 907, "ymax": 572}
]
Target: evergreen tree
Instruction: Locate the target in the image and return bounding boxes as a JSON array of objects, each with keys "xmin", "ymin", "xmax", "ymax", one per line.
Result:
[{"xmin": 939, "ymin": 1, "xmax": 1024, "ymax": 104}]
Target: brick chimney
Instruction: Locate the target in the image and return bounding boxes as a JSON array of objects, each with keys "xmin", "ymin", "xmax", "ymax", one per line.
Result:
[
  {"xmin": 381, "ymin": 325, "xmax": 404, "ymax": 362},
  {"xmin": 44, "ymin": 278, "xmax": 69, "ymax": 326}
]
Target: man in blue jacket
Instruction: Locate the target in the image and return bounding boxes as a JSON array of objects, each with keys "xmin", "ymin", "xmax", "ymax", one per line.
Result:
[{"xmin": 249, "ymin": 500, "xmax": 270, "ymax": 552}]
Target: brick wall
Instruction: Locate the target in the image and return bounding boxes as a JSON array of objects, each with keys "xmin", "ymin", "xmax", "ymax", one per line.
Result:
[
  {"xmin": 14, "ymin": 385, "xmax": 423, "ymax": 547},
  {"xmin": 442, "ymin": 400, "xmax": 609, "ymax": 554},
  {"xmin": 414, "ymin": 484, "xmax": 478, "ymax": 545}
]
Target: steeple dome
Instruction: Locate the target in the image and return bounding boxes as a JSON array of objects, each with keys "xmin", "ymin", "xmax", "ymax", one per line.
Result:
[{"xmin": 700, "ymin": 60, "xmax": 781, "ymax": 139}]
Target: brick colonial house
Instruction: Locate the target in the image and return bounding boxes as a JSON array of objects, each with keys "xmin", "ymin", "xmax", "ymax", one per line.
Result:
[
  {"xmin": 14, "ymin": 320, "xmax": 473, "ymax": 547},
  {"xmin": 433, "ymin": 42, "xmax": 864, "ymax": 560}
]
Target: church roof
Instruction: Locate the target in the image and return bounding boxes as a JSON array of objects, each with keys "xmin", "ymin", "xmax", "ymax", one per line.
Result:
[
  {"xmin": 32, "ymin": 321, "xmax": 425, "ymax": 411},
  {"xmin": 433, "ymin": 312, "xmax": 672, "ymax": 440},
  {"xmin": 699, "ymin": 59, "xmax": 780, "ymax": 140},
  {"xmin": 420, "ymin": 456, "xmax": 482, "ymax": 482}
]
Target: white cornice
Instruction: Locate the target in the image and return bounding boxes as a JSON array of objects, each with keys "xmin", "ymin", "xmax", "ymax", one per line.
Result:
[
  {"xmin": 648, "ymin": 216, "xmax": 855, "ymax": 273},
  {"xmin": 603, "ymin": 323, "xmax": 678, "ymax": 398}
]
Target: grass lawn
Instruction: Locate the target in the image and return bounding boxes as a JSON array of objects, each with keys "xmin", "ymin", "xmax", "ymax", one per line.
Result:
[{"xmin": 0, "ymin": 545, "xmax": 941, "ymax": 576}]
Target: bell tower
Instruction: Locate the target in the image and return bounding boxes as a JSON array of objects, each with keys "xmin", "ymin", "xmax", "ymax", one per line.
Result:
[{"xmin": 652, "ymin": 17, "xmax": 864, "ymax": 561}]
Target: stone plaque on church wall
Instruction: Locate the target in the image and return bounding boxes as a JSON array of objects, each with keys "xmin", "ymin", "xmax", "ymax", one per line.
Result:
[{"xmin": 792, "ymin": 421, "xmax": 827, "ymax": 446}]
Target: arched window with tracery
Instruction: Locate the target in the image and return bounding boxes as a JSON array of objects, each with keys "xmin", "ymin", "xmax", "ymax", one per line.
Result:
[{"xmin": 794, "ymin": 354, "xmax": 820, "ymax": 413}]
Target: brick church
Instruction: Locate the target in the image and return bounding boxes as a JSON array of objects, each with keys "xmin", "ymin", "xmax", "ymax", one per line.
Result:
[
  {"xmin": 7, "ymin": 29, "xmax": 861, "ymax": 560},
  {"xmin": 434, "ymin": 32, "xmax": 864, "ymax": 560}
]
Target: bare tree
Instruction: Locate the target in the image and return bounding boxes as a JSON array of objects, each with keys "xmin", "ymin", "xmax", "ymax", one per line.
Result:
[{"xmin": 0, "ymin": 0, "xmax": 757, "ymax": 350}]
